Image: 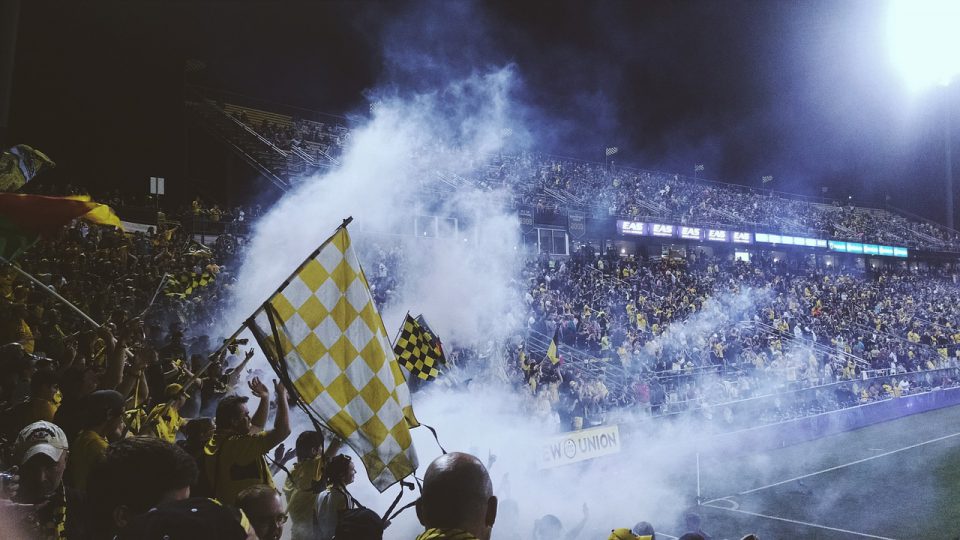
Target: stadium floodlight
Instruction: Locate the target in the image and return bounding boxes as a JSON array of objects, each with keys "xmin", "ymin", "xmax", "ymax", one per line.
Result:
[
  {"xmin": 887, "ymin": 0, "xmax": 960, "ymax": 93},
  {"xmin": 888, "ymin": 0, "xmax": 960, "ymax": 228}
]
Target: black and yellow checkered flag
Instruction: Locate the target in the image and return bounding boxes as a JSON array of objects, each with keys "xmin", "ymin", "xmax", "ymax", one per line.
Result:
[
  {"xmin": 393, "ymin": 314, "xmax": 446, "ymax": 381},
  {"xmin": 164, "ymin": 269, "xmax": 216, "ymax": 298}
]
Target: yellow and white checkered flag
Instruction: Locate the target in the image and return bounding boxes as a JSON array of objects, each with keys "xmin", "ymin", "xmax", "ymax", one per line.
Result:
[{"xmin": 247, "ymin": 224, "xmax": 419, "ymax": 492}]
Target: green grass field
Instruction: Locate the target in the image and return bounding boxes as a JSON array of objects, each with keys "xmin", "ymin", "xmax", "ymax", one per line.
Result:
[{"xmin": 660, "ymin": 405, "xmax": 960, "ymax": 539}]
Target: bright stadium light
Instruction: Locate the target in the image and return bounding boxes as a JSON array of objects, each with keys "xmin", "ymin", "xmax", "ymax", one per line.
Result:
[
  {"xmin": 887, "ymin": 0, "xmax": 960, "ymax": 92},
  {"xmin": 889, "ymin": 1, "xmax": 960, "ymax": 228}
]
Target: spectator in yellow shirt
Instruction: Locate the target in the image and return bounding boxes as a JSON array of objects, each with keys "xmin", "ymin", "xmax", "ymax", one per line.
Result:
[
  {"xmin": 67, "ymin": 389, "xmax": 125, "ymax": 492},
  {"xmin": 203, "ymin": 377, "xmax": 290, "ymax": 505},
  {"xmin": 4, "ymin": 368, "xmax": 60, "ymax": 439},
  {"xmin": 284, "ymin": 430, "xmax": 343, "ymax": 540},
  {"xmin": 148, "ymin": 383, "xmax": 190, "ymax": 443}
]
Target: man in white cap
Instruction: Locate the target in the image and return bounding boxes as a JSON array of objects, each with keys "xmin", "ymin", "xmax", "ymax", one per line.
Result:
[{"xmin": 4, "ymin": 420, "xmax": 81, "ymax": 539}]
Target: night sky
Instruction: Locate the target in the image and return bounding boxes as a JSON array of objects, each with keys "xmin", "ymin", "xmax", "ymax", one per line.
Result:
[{"xmin": 8, "ymin": 1, "xmax": 959, "ymax": 223}]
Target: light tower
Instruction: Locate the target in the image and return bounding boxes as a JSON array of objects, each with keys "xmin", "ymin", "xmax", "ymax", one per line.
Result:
[{"xmin": 887, "ymin": 0, "xmax": 960, "ymax": 229}]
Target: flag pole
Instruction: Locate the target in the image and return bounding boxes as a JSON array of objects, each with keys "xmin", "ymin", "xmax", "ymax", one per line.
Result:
[
  {"xmin": 391, "ymin": 311, "xmax": 410, "ymax": 349},
  {"xmin": 0, "ymin": 255, "xmax": 100, "ymax": 330},
  {"xmin": 139, "ymin": 273, "xmax": 169, "ymax": 317}
]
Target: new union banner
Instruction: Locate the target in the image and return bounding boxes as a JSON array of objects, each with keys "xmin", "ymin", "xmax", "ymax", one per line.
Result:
[{"xmin": 538, "ymin": 424, "xmax": 621, "ymax": 469}]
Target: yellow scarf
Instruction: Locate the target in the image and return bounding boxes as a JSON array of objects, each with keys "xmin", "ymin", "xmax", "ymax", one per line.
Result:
[{"xmin": 415, "ymin": 528, "xmax": 480, "ymax": 540}]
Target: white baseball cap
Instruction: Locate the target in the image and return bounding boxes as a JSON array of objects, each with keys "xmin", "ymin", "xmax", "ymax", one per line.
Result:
[{"xmin": 14, "ymin": 421, "xmax": 69, "ymax": 465}]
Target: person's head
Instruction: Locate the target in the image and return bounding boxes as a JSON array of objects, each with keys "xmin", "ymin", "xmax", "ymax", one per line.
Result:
[
  {"xmin": 168, "ymin": 324, "xmax": 184, "ymax": 343},
  {"xmin": 13, "ymin": 421, "xmax": 69, "ymax": 503},
  {"xmin": 609, "ymin": 529, "xmax": 640, "ymax": 540},
  {"xmin": 633, "ymin": 521, "xmax": 655, "ymax": 540},
  {"xmin": 215, "ymin": 395, "xmax": 251, "ymax": 435},
  {"xmin": 326, "ymin": 454, "xmax": 356, "ymax": 487},
  {"xmin": 60, "ymin": 365, "xmax": 98, "ymax": 400},
  {"xmin": 416, "ymin": 452, "xmax": 497, "ymax": 540},
  {"xmin": 164, "ymin": 383, "xmax": 189, "ymax": 409},
  {"xmin": 533, "ymin": 514, "xmax": 562, "ymax": 539},
  {"xmin": 740, "ymin": 535, "xmax": 760, "ymax": 540},
  {"xmin": 334, "ymin": 507, "xmax": 384, "ymax": 540},
  {"xmin": 684, "ymin": 512, "xmax": 702, "ymax": 531},
  {"xmin": 678, "ymin": 535, "xmax": 705, "ymax": 540},
  {"xmin": 117, "ymin": 497, "xmax": 254, "ymax": 540},
  {"xmin": 294, "ymin": 430, "xmax": 324, "ymax": 461},
  {"xmin": 86, "ymin": 437, "xmax": 198, "ymax": 537},
  {"xmin": 236, "ymin": 485, "xmax": 286, "ymax": 540},
  {"xmin": 81, "ymin": 389, "xmax": 126, "ymax": 440},
  {"xmin": 181, "ymin": 417, "xmax": 215, "ymax": 444},
  {"xmin": 30, "ymin": 369, "xmax": 60, "ymax": 401}
]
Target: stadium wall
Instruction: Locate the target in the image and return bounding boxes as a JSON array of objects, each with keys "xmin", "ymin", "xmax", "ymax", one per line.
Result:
[{"xmin": 709, "ymin": 387, "xmax": 960, "ymax": 454}]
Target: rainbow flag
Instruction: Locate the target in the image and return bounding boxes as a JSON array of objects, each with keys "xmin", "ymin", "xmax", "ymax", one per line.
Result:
[{"xmin": 0, "ymin": 194, "xmax": 122, "ymax": 259}]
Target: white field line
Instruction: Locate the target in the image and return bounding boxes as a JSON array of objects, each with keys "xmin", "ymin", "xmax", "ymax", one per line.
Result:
[
  {"xmin": 705, "ymin": 430, "xmax": 960, "ymax": 501},
  {"xmin": 702, "ymin": 503, "xmax": 897, "ymax": 540}
]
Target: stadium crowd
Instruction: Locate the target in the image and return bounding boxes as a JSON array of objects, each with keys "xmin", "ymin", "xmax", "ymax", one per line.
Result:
[
  {"xmin": 483, "ymin": 153, "xmax": 960, "ymax": 251},
  {"xmin": 508, "ymin": 248, "xmax": 960, "ymax": 430}
]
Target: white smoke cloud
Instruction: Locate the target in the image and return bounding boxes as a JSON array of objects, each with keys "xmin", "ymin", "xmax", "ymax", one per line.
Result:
[
  {"xmin": 349, "ymin": 383, "xmax": 704, "ymax": 539},
  {"xmin": 225, "ymin": 65, "xmax": 527, "ymax": 347}
]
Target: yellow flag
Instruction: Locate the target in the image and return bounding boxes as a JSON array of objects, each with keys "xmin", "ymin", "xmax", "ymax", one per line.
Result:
[{"xmin": 248, "ymin": 226, "xmax": 418, "ymax": 492}]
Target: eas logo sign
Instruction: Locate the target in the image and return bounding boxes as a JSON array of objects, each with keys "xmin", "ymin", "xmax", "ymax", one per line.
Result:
[
  {"xmin": 707, "ymin": 229, "xmax": 729, "ymax": 242},
  {"xmin": 652, "ymin": 224, "xmax": 674, "ymax": 237},
  {"xmin": 617, "ymin": 220, "xmax": 645, "ymax": 235},
  {"xmin": 732, "ymin": 232, "xmax": 751, "ymax": 243}
]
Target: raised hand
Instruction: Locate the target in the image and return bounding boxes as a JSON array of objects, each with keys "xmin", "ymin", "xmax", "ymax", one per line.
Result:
[
  {"xmin": 273, "ymin": 379, "xmax": 288, "ymax": 401},
  {"xmin": 273, "ymin": 443, "xmax": 296, "ymax": 466},
  {"xmin": 248, "ymin": 377, "xmax": 269, "ymax": 399}
]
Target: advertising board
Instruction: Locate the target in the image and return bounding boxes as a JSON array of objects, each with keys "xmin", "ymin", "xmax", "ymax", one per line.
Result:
[{"xmin": 539, "ymin": 424, "xmax": 622, "ymax": 469}]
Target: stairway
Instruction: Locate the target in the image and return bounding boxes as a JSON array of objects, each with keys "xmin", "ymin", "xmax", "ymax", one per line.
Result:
[{"xmin": 186, "ymin": 87, "xmax": 337, "ymax": 192}]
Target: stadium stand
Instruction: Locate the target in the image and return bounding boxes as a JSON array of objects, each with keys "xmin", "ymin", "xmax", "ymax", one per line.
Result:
[{"xmin": 184, "ymin": 87, "xmax": 960, "ymax": 253}]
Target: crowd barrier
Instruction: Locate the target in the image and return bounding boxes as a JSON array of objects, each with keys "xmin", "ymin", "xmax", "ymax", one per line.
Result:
[
  {"xmin": 709, "ymin": 384, "xmax": 960, "ymax": 455},
  {"xmin": 608, "ymin": 368, "xmax": 960, "ymax": 454}
]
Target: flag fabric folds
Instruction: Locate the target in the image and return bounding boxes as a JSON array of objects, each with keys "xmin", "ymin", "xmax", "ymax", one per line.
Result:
[
  {"xmin": 546, "ymin": 327, "xmax": 560, "ymax": 364},
  {"xmin": 694, "ymin": 164, "xmax": 705, "ymax": 172},
  {"xmin": 394, "ymin": 314, "xmax": 446, "ymax": 381},
  {"xmin": 0, "ymin": 194, "xmax": 122, "ymax": 259},
  {"xmin": 605, "ymin": 146, "xmax": 619, "ymax": 157},
  {"xmin": 247, "ymin": 226, "xmax": 419, "ymax": 492},
  {"xmin": 0, "ymin": 145, "xmax": 55, "ymax": 192},
  {"xmin": 762, "ymin": 175, "xmax": 774, "ymax": 184}
]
